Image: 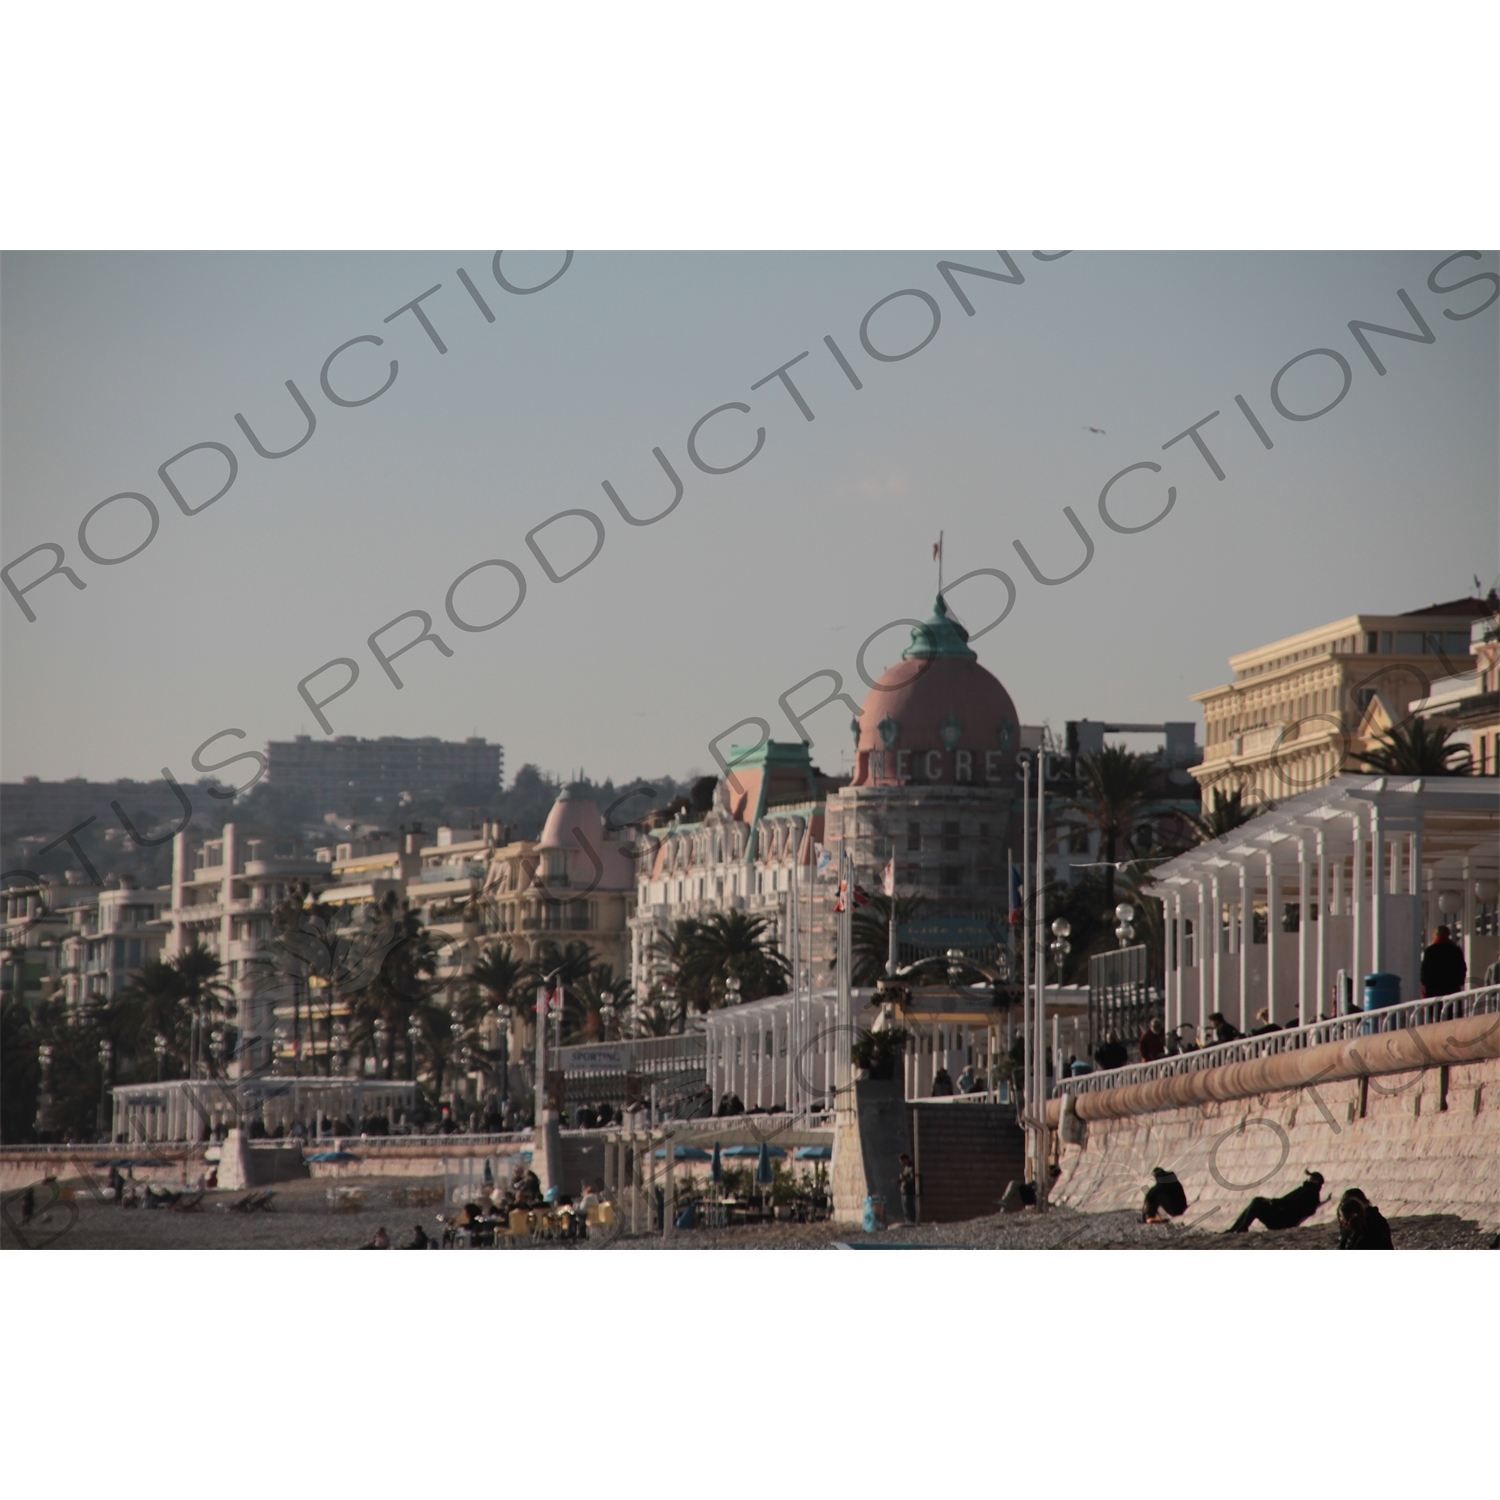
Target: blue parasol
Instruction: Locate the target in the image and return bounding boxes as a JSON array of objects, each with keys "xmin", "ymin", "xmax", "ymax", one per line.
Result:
[
  {"xmin": 711, "ymin": 1141, "xmax": 723, "ymax": 1183},
  {"xmin": 755, "ymin": 1140, "xmax": 775, "ymax": 1186},
  {"xmin": 793, "ymin": 1145, "xmax": 833, "ymax": 1161},
  {"xmin": 653, "ymin": 1144, "xmax": 713, "ymax": 1161},
  {"xmin": 720, "ymin": 1143, "xmax": 786, "ymax": 1159}
]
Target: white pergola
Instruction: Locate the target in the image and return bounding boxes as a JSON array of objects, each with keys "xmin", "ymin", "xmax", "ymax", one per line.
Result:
[
  {"xmin": 703, "ymin": 988, "xmax": 873, "ymax": 1116},
  {"xmin": 110, "ymin": 1078, "xmax": 419, "ymax": 1143},
  {"xmin": 1152, "ymin": 775, "xmax": 1499, "ymax": 1034}
]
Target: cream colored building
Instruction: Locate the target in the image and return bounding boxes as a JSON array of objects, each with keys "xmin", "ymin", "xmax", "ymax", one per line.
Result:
[{"xmin": 1192, "ymin": 597, "xmax": 1491, "ymax": 804}]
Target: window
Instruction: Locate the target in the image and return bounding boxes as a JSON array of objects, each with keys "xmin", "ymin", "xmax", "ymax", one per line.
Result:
[
  {"xmin": 978, "ymin": 822, "xmax": 990, "ymax": 841},
  {"xmin": 942, "ymin": 821, "xmax": 960, "ymax": 851},
  {"xmin": 907, "ymin": 821, "xmax": 921, "ymax": 852},
  {"xmin": 940, "ymin": 866, "xmax": 962, "ymax": 887}
]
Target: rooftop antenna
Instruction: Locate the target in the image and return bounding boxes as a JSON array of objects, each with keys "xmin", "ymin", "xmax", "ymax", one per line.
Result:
[{"xmin": 934, "ymin": 531, "xmax": 944, "ymax": 596}]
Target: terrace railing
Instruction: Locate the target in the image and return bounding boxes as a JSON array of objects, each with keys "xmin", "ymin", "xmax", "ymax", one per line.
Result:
[{"xmin": 1055, "ymin": 983, "xmax": 1499, "ymax": 1099}]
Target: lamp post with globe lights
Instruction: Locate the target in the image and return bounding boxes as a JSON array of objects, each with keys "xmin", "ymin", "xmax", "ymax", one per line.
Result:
[
  {"xmin": 1050, "ymin": 917, "xmax": 1072, "ymax": 986},
  {"xmin": 97, "ymin": 1039, "xmax": 113, "ymax": 1140},
  {"xmin": 1115, "ymin": 902, "xmax": 1137, "ymax": 949}
]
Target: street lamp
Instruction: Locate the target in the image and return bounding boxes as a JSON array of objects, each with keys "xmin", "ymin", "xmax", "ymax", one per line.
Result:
[
  {"xmin": 945, "ymin": 948, "xmax": 967, "ymax": 986},
  {"xmin": 331, "ymin": 1022, "xmax": 348, "ymax": 1077},
  {"xmin": 374, "ymin": 1019, "xmax": 389, "ymax": 1078},
  {"xmin": 406, "ymin": 1019, "xmax": 422, "ymax": 1081},
  {"xmin": 153, "ymin": 1032, "xmax": 168, "ymax": 1082},
  {"xmin": 1115, "ymin": 902, "xmax": 1136, "ymax": 949},
  {"xmin": 724, "ymin": 974, "xmax": 742, "ymax": 1005},
  {"xmin": 98, "ymin": 1039, "xmax": 113, "ymax": 1139},
  {"xmin": 36, "ymin": 1043, "xmax": 55, "ymax": 1136},
  {"xmin": 1049, "ymin": 917, "xmax": 1072, "ymax": 985}
]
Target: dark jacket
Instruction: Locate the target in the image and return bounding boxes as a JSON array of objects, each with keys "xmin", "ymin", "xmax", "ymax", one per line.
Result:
[
  {"xmin": 1420, "ymin": 939, "xmax": 1467, "ymax": 999},
  {"xmin": 1139, "ymin": 1027, "xmax": 1167, "ymax": 1063},
  {"xmin": 1338, "ymin": 1202, "xmax": 1393, "ymax": 1249}
]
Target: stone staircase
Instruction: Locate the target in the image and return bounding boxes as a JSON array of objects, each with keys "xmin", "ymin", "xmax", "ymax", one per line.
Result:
[{"xmin": 909, "ymin": 1102, "xmax": 1025, "ymax": 1223}]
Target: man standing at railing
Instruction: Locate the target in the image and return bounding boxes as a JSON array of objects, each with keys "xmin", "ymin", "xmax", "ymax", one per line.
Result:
[
  {"xmin": 1420, "ymin": 926, "xmax": 1467, "ymax": 1000},
  {"xmin": 1139, "ymin": 1017, "xmax": 1166, "ymax": 1063}
]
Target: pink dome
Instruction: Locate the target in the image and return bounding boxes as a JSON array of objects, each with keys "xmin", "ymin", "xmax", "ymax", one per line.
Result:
[
  {"xmin": 538, "ymin": 783, "xmax": 634, "ymax": 888},
  {"xmin": 852, "ymin": 597, "xmax": 1020, "ymax": 789}
]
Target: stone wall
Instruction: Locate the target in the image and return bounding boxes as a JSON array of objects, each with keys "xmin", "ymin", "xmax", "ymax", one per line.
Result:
[{"xmin": 1053, "ymin": 1054, "xmax": 1500, "ymax": 1231}]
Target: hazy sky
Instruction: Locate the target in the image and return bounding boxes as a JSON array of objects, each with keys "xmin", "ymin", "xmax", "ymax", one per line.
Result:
[{"xmin": 2, "ymin": 250, "xmax": 1496, "ymax": 791}]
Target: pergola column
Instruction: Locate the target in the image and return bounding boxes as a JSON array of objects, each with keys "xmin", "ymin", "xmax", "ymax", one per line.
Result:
[
  {"xmin": 1238, "ymin": 862, "xmax": 1251, "ymax": 1035},
  {"xmin": 1209, "ymin": 869, "xmax": 1223, "ymax": 1027},
  {"xmin": 1169, "ymin": 890, "xmax": 1183, "ymax": 1031},
  {"xmin": 1264, "ymin": 848, "xmax": 1278, "ymax": 1025},
  {"xmin": 1370, "ymin": 804, "xmax": 1384, "ymax": 974},
  {"xmin": 1297, "ymin": 832, "xmax": 1311, "ymax": 1027},
  {"xmin": 1316, "ymin": 830, "xmax": 1328, "ymax": 1022}
]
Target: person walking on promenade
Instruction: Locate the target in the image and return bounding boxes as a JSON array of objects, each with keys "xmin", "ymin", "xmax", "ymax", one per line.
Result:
[
  {"xmin": 1337, "ymin": 1188, "xmax": 1393, "ymax": 1249},
  {"xmin": 1093, "ymin": 1033, "xmax": 1127, "ymax": 1070},
  {"xmin": 1225, "ymin": 1171, "xmax": 1324, "ymax": 1234},
  {"xmin": 898, "ymin": 1153, "xmax": 917, "ymax": 1224},
  {"xmin": 930, "ymin": 1066, "xmax": 955, "ymax": 1096},
  {"xmin": 1420, "ymin": 925, "xmax": 1467, "ymax": 999}
]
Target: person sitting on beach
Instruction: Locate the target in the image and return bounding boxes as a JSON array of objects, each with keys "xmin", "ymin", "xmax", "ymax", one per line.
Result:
[
  {"xmin": 1142, "ymin": 1167, "xmax": 1188, "ymax": 1223},
  {"xmin": 1337, "ymin": 1188, "xmax": 1393, "ymax": 1249},
  {"xmin": 1225, "ymin": 1172, "xmax": 1324, "ymax": 1234},
  {"xmin": 363, "ymin": 1225, "xmax": 391, "ymax": 1249},
  {"xmin": 406, "ymin": 1224, "xmax": 431, "ymax": 1249}
]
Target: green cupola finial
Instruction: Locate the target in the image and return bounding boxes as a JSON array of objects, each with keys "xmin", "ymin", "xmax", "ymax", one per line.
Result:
[{"xmin": 902, "ymin": 594, "xmax": 977, "ymax": 661}]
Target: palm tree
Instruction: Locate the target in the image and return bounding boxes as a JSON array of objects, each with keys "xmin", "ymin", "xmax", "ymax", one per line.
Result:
[
  {"xmin": 352, "ymin": 891, "xmax": 438, "ymax": 1079},
  {"xmin": 1067, "ymin": 745, "xmax": 1158, "ymax": 910},
  {"xmin": 564, "ymin": 962, "xmax": 633, "ymax": 1043},
  {"xmin": 472, "ymin": 942, "xmax": 527, "ymax": 1010},
  {"xmin": 850, "ymin": 893, "xmax": 925, "ymax": 986},
  {"xmin": 688, "ymin": 911, "xmax": 788, "ymax": 1006},
  {"xmin": 1183, "ymin": 786, "xmax": 1259, "ymax": 845},
  {"xmin": 173, "ymin": 944, "xmax": 232, "ymax": 1077},
  {"xmin": 648, "ymin": 919, "xmax": 706, "ymax": 1030},
  {"xmin": 1354, "ymin": 719, "xmax": 1472, "ymax": 776}
]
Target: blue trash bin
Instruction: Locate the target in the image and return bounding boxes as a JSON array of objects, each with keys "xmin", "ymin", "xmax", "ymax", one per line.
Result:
[{"xmin": 1363, "ymin": 972, "xmax": 1401, "ymax": 1032}]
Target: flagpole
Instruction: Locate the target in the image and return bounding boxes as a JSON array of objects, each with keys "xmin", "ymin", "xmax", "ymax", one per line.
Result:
[
  {"xmin": 794, "ymin": 837, "xmax": 804, "ymax": 1125},
  {"xmin": 1035, "ymin": 753, "xmax": 1048, "ymax": 1210},
  {"xmin": 1021, "ymin": 756, "xmax": 1031, "ymax": 1174}
]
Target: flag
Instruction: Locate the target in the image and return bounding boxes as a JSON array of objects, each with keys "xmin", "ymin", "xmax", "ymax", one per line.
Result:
[
  {"xmin": 835, "ymin": 880, "xmax": 874, "ymax": 913},
  {"xmin": 933, "ymin": 541, "xmax": 940, "ymax": 561},
  {"xmin": 814, "ymin": 841, "xmax": 832, "ymax": 876},
  {"xmin": 1009, "ymin": 865, "xmax": 1023, "ymax": 924},
  {"xmin": 882, "ymin": 856, "xmax": 895, "ymax": 897}
]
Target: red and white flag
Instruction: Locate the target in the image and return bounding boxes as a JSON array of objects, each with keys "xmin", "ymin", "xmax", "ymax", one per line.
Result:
[{"xmin": 882, "ymin": 856, "xmax": 895, "ymax": 897}]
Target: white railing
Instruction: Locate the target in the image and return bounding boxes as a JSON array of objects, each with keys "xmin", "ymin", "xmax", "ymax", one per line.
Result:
[{"xmin": 1056, "ymin": 984, "xmax": 1499, "ymax": 1098}]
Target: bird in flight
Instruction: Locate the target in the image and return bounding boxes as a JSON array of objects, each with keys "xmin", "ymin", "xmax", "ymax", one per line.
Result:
[{"xmin": 1083, "ymin": 426, "xmax": 1106, "ymax": 435}]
